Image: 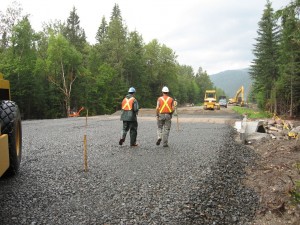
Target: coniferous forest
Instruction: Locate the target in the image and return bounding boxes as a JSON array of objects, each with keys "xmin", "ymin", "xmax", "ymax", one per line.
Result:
[
  {"xmin": 250, "ymin": 0, "xmax": 300, "ymax": 117},
  {"xmin": 0, "ymin": 1, "xmax": 299, "ymax": 119}
]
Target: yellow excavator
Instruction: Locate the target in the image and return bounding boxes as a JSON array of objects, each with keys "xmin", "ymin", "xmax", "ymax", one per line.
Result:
[
  {"xmin": 228, "ymin": 86, "xmax": 245, "ymax": 106},
  {"xmin": 0, "ymin": 73, "xmax": 22, "ymax": 177}
]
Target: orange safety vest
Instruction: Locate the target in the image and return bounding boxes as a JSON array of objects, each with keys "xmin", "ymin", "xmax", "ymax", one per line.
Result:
[
  {"xmin": 122, "ymin": 97, "xmax": 135, "ymax": 111},
  {"xmin": 158, "ymin": 96, "xmax": 173, "ymax": 114}
]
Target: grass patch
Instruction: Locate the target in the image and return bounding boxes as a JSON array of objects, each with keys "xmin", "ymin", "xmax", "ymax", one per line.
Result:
[
  {"xmin": 232, "ymin": 106, "xmax": 272, "ymax": 119},
  {"xmin": 290, "ymin": 180, "xmax": 300, "ymax": 204}
]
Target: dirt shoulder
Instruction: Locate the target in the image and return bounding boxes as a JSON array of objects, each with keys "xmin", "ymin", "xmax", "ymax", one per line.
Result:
[
  {"xmin": 244, "ymin": 137, "xmax": 300, "ymax": 225},
  {"xmin": 176, "ymin": 107, "xmax": 300, "ymax": 224}
]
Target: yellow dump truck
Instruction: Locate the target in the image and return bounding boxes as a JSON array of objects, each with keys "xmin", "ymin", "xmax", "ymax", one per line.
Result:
[
  {"xmin": 0, "ymin": 73, "xmax": 22, "ymax": 177},
  {"xmin": 203, "ymin": 90, "xmax": 220, "ymax": 110}
]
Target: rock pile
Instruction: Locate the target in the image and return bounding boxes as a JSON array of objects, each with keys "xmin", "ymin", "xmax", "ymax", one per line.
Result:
[
  {"xmin": 265, "ymin": 116, "xmax": 300, "ymax": 140},
  {"xmin": 235, "ymin": 115, "xmax": 300, "ymax": 143}
]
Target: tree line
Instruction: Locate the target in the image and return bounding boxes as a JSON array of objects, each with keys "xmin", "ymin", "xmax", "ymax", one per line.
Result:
[
  {"xmin": 250, "ymin": 0, "xmax": 300, "ymax": 117},
  {"xmin": 0, "ymin": 3, "xmax": 221, "ymax": 119},
  {"xmin": 0, "ymin": 1, "xmax": 298, "ymax": 119}
]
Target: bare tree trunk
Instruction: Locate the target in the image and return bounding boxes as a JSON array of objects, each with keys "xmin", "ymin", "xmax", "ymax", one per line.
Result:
[
  {"xmin": 48, "ymin": 62, "xmax": 77, "ymax": 117},
  {"xmin": 65, "ymin": 96, "xmax": 70, "ymax": 117},
  {"xmin": 274, "ymin": 87, "xmax": 277, "ymax": 115},
  {"xmin": 290, "ymin": 69, "xmax": 293, "ymax": 117},
  {"xmin": 272, "ymin": 76, "xmax": 277, "ymax": 115}
]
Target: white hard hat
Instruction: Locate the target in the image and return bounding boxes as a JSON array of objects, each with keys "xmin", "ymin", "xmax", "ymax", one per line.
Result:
[
  {"xmin": 162, "ymin": 86, "xmax": 169, "ymax": 92},
  {"xmin": 128, "ymin": 87, "xmax": 136, "ymax": 93}
]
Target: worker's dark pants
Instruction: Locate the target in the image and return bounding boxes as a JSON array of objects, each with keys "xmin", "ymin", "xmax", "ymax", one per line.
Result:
[{"xmin": 121, "ymin": 121, "xmax": 138, "ymax": 145}]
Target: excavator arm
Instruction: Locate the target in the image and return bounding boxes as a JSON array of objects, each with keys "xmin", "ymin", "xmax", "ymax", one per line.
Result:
[{"xmin": 229, "ymin": 86, "xmax": 244, "ymax": 106}]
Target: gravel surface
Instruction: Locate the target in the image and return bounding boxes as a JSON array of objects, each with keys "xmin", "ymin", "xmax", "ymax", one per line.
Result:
[{"xmin": 0, "ymin": 113, "xmax": 259, "ymax": 224}]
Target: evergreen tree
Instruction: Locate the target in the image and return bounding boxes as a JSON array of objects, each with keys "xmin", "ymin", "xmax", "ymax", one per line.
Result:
[
  {"xmin": 96, "ymin": 16, "xmax": 108, "ymax": 44},
  {"xmin": 124, "ymin": 31, "xmax": 153, "ymax": 107},
  {"xmin": 63, "ymin": 7, "xmax": 86, "ymax": 51},
  {"xmin": 105, "ymin": 3, "xmax": 128, "ymax": 79},
  {"xmin": 62, "ymin": 7, "xmax": 90, "ymax": 115},
  {"xmin": 1, "ymin": 2, "xmax": 297, "ymax": 119},
  {"xmin": 277, "ymin": 0, "xmax": 300, "ymax": 116},
  {"xmin": 250, "ymin": 0, "xmax": 281, "ymax": 113},
  {"xmin": 94, "ymin": 4, "xmax": 128, "ymax": 111}
]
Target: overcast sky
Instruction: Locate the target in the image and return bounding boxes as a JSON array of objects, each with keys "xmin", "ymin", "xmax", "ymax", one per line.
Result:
[{"xmin": 1, "ymin": 0, "xmax": 291, "ymax": 74}]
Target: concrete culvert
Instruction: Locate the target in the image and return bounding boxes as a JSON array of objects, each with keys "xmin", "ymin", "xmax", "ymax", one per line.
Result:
[{"xmin": 256, "ymin": 124, "xmax": 266, "ymax": 133}]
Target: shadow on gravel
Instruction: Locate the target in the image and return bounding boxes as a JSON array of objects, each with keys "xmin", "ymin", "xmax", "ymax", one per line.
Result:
[{"xmin": 181, "ymin": 127, "xmax": 259, "ymax": 225}]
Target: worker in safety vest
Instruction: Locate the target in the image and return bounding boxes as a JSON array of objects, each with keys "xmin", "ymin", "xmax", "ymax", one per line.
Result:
[
  {"xmin": 119, "ymin": 87, "xmax": 139, "ymax": 147},
  {"xmin": 156, "ymin": 86, "xmax": 176, "ymax": 147}
]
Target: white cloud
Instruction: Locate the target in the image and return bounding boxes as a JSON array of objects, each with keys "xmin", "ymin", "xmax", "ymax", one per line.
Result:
[{"xmin": 1, "ymin": 0, "xmax": 291, "ymax": 74}]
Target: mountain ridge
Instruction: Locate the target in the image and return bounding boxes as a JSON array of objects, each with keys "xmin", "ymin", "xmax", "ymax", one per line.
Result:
[{"xmin": 210, "ymin": 68, "xmax": 252, "ymax": 99}]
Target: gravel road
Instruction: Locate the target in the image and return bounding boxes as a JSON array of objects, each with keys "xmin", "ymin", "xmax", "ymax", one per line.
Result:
[{"xmin": 0, "ymin": 110, "xmax": 259, "ymax": 225}]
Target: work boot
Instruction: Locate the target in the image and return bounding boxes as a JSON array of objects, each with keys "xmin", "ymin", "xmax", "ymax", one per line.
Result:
[
  {"xmin": 156, "ymin": 138, "xmax": 162, "ymax": 146},
  {"xmin": 130, "ymin": 143, "xmax": 138, "ymax": 147},
  {"xmin": 163, "ymin": 144, "xmax": 169, "ymax": 147},
  {"xmin": 119, "ymin": 138, "xmax": 125, "ymax": 145}
]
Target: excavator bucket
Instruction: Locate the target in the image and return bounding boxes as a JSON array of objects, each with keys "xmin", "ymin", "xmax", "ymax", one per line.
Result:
[{"xmin": 69, "ymin": 107, "xmax": 85, "ymax": 117}]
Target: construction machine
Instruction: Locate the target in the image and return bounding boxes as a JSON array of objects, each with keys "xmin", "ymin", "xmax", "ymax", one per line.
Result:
[
  {"xmin": 203, "ymin": 90, "xmax": 220, "ymax": 110},
  {"xmin": 0, "ymin": 73, "xmax": 22, "ymax": 177},
  {"xmin": 228, "ymin": 86, "xmax": 245, "ymax": 106},
  {"xmin": 68, "ymin": 106, "xmax": 84, "ymax": 117}
]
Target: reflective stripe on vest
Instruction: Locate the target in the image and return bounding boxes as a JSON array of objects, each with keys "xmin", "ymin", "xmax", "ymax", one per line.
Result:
[
  {"xmin": 122, "ymin": 97, "xmax": 135, "ymax": 110},
  {"xmin": 159, "ymin": 96, "xmax": 172, "ymax": 113}
]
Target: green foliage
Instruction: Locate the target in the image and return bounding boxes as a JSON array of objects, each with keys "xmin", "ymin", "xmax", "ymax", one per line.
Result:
[
  {"xmin": 1, "ymin": 16, "xmax": 42, "ymax": 119},
  {"xmin": 195, "ymin": 67, "xmax": 214, "ymax": 103},
  {"xmin": 0, "ymin": 1, "xmax": 23, "ymax": 42},
  {"xmin": 143, "ymin": 39, "xmax": 182, "ymax": 106},
  {"xmin": 251, "ymin": 0, "xmax": 300, "ymax": 116},
  {"xmin": 0, "ymin": 2, "xmax": 298, "ymax": 119},
  {"xmin": 95, "ymin": 16, "xmax": 107, "ymax": 44},
  {"xmin": 296, "ymin": 162, "xmax": 300, "ymax": 174},
  {"xmin": 290, "ymin": 180, "xmax": 300, "ymax": 203},
  {"xmin": 95, "ymin": 63, "xmax": 124, "ymax": 114},
  {"xmin": 124, "ymin": 31, "xmax": 152, "ymax": 108},
  {"xmin": 46, "ymin": 33, "xmax": 83, "ymax": 116},
  {"xmin": 176, "ymin": 65, "xmax": 195, "ymax": 104},
  {"xmin": 275, "ymin": 0, "xmax": 300, "ymax": 117},
  {"xmin": 250, "ymin": 1, "xmax": 281, "ymax": 113},
  {"xmin": 232, "ymin": 106, "xmax": 272, "ymax": 119},
  {"xmin": 63, "ymin": 7, "xmax": 86, "ymax": 52},
  {"xmin": 215, "ymin": 88, "xmax": 226, "ymax": 100}
]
